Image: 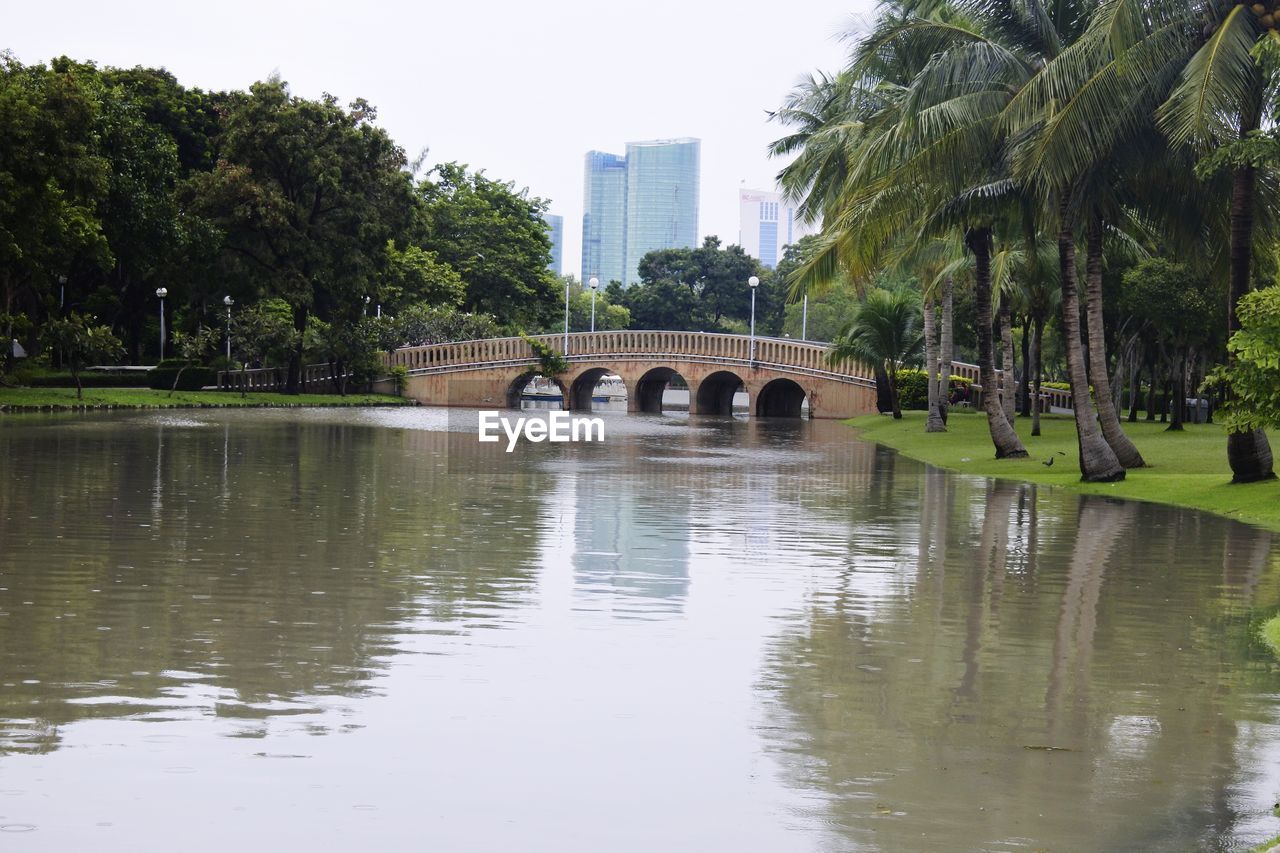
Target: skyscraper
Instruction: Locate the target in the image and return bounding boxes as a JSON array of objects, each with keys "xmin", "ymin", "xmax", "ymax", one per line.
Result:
[
  {"xmin": 580, "ymin": 138, "xmax": 701, "ymax": 287},
  {"xmin": 738, "ymin": 188, "xmax": 818, "ymax": 268},
  {"xmin": 544, "ymin": 213, "xmax": 564, "ymax": 275},
  {"xmin": 581, "ymin": 151, "xmax": 627, "ymax": 287},
  {"xmin": 623, "ymin": 138, "xmax": 700, "ymax": 287}
]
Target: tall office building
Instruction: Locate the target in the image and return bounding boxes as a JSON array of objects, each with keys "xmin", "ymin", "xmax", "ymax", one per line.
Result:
[
  {"xmin": 544, "ymin": 213, "xmax": 564, "ymax": 275},
  {"xmin": 623, "ymin": 138, "xmax": 700, "ymax": 287},
  {"xmin": 580, "ymin": 138, "xmax": 701, "ymax": 287},
  {"xmin": 581, "ymin": 151, "xmax": 627, "ymax": 287},
  {"xmin": 738, "ymin": 188, "xmax": 817, "ymax": 268}
]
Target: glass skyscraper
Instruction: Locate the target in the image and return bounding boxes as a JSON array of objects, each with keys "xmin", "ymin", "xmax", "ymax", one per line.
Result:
[
  {"xmin": 581, "ymin": 151, "xmax": 627, "ymax": 286},
  {"xmin": 580, "ymin": 138, "xmax": 701, "ymax": 287},
  {"xmin": 544, "ymin": 213, "xmax": 564, "ymax": 275},
  {"xmin": 623, "ymin": 138, "xmax": 700, "ymax": 287}
]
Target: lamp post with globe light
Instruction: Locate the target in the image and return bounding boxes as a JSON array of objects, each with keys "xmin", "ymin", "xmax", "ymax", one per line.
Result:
[
  {"xmin": 223, "ymin": 296, "xmax": 234, "ymax": 360},
  {"xmin": 748, "ymin": 275, "xmax": 760, "ymax": 362},
  {"xmin": 156, "ymin": 287, "xmax": 168, "ymax": 360}
]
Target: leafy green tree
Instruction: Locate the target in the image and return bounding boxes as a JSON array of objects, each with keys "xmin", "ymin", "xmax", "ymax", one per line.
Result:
[
  {"xmin": 183, "ymin": 79, "xmax": 415, "ymax": 393},
  {"xmin": 229, "ymin": 301, "xmax": 298, "ymax": 397},
  {"xmin": 0, "ymin": 55, "xmax": 110, "ymax": 355},
  {"xmin": 1211, "ymin": 287, "xmax": 1280, "ymax": 433},
  {"xmin": 381, "ymin": 242, "xmax": 465, "ymax": 313},
  {"xmin": 828, "ymin": 288, "xmax": 924, "ymax": 419},
  {"xmin": 1123, "ymin": 259, "xmax": 1220, "ymax": 430},
  {"xmin": 166, "ymin": 326, "xmax": 218, "ymax": 396},
  {"xmin": 39, "ymin": 313, "xmax": 124, "ymax": 398},
  {"xmin": 392, "ymin": 303, "xmax": 502, "ymax": 347},
  {"xmin": 558, "ymin": 276, "xmax": 631, "ymax": 332},
  {"xmin": 416, "ymin": 162, "xmax": 557, "ymax": 327}
]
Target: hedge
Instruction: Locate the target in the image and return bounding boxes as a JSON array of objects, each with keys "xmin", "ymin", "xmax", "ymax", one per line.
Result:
[
  {"xmin": 23, "ymin": 372, "xmax": 149, "ymax": 388},
  {"xmin": 896, "ymin": 369, "xmax": 973, "ymax": 410}
]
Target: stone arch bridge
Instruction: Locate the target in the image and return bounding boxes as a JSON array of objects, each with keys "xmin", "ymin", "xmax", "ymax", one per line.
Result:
[{"xmin": 384, "ymin": 331, "xmax": 879, "ymax": 419}]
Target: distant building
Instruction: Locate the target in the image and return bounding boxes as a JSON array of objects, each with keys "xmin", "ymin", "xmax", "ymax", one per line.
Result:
[
  {"xmin": 623, "ymin": 138, "xmax": 700, "ymax": 287},
  {"xmin": 581, "ymin": 138, "xmax": 701, "ymax": 287},
  {"xmin": 581, "ymin": 151, "xmax": 628, "ymax": 287},
  {"xmin": 544, "ymin": 213, "xmax": 564, "ymax": 275},
  {"xmin": 738, "ymin": 188, "xmax": 818, "ymax": 268}
]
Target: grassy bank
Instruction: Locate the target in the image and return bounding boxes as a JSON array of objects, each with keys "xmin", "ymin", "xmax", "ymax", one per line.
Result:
[
  {"xmin": 848, "ymin": 410, "xmax": 1280, "ymax": 532},
  {"xmin": 0, "ymin": 386, "xmax": 413, "ymax": 411}
]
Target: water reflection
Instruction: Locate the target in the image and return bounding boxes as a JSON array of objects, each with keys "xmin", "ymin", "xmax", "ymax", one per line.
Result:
[
  {"xmin": 0, "ymin": 410, "xmax": 1277, "ymax": 850},
  {"xmin": 762, "ymin": 472, "xmax": 1280, "ymax": 852},
  {"xmin": 0, "ymin": 412, "xmax": 551, "ymax": 752}
]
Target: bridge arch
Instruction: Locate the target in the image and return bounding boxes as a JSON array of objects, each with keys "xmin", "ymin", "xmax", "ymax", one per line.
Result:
[
  {"xmin": 756, "ymin": 377, "xmax": 808, "ymax": 419},
  {"xmin": 566, "ymin": 367, "xmax": 624, "ymax": 412},
  {"xmin": 633, "ymin": 367, "xmax": 686, "ymax": 414},
  {"xmin": 695, "ymin": 370, "xmax": 746, "ymax": 417},
  {"xmin": 506, "ymin": 372, "xmax": 564, "ymax": 409}
]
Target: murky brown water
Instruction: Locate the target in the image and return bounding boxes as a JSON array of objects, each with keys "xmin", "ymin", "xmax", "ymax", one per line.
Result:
[{"xmin": 0, "ymin": 408, "xmax": 1278, "ymax": 851}]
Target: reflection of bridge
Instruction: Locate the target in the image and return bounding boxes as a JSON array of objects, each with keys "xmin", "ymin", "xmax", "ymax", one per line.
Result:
[{"xmin": 385, "ymin": 331, "xmax": 878, "ymax": 419}]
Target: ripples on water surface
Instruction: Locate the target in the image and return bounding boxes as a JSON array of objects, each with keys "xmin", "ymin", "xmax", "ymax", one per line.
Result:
[{"xmin": 1, "ymin": 407, "xmax": 1279, "ymax": 850}]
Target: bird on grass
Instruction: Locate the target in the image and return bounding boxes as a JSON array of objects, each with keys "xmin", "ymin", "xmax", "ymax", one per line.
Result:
[{"xmin": 1042, "ymin": 457, "xmax": 1054, "ymax": 467}]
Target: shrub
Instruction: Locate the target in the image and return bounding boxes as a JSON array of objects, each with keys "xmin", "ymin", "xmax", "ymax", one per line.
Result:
[
  {"xmin": 896, "ymin": 369, "xmax": 972, "ymax": 410},
  {"xmin": 25, "ymin": 372, "xmax": 147, "ymax": 388},
  {"xmin": 389, "ymin": 364, "xmax": 409, "ymax": 396}
]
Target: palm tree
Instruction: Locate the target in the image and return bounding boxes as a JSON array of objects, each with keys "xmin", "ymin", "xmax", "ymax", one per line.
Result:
[
  {"xmin": 828, "ymin": 288, "xmax": 924, "ymax": 419},
  {"xmin": 1013, "ymin": 0, "xmax": 1276, "ymax": 480}
]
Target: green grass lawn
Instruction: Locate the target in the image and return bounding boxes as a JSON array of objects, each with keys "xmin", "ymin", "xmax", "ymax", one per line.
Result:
[
  {"xmin": 0, "ymin": 386, "xmax": 413, "ymax": 410},
  {"xmin": 848, "ymin": 409, "xmax": 1280, "ymax": 532}
]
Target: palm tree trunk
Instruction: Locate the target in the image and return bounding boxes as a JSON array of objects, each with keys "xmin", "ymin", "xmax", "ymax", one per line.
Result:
[
  {"xmin": 1085, "ymin": 214, "xmax": 1144, "ymax": 467},
  {"xmin": 1019, "ymin": 315, "xmax": 1031, "ymax": 417},
  {"xmin": 1167, "ymin": 350, "xmax": 1186, "ymax": 432},
  {"xmin": 1226, "ymin": 106, "xmax": 1276, "ymax": 480},
  {"xmin": 998, "ymin": 291, "xmax": 1017, "ymax": 425},
  {"xmin": 924, "ymin": 293, "xmax": 944, "ymax": 432},
  {"xmin": 1126, "ymin": 348, "xmax": 1140, "ymax": 422},
  {"xmin": 967, "ymin": 226, "xmax": 1027, "ymax": 459},
  {"xmin": 1031, "ymin": 314, "xmax": 1044, "ymax": 437},
  {"xmin": 937, "ymin": 275, "xmax": 954, "ymax": 426},
  {"xmin": 888, "ymin": 364, "xmax": 903, "ymax": 420},
  {"xmin": 873, "ymin": 364, "xmax": 893, "ymax": 414},
  {"xmin": 1058, "ymin": 200, "xmax": 1123, "ymax": 482}
]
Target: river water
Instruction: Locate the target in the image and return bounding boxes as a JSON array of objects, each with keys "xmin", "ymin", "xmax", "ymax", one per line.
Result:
[{"xmin": 1, "ymin": 408, "xmax": 1278, "ymax": 851}]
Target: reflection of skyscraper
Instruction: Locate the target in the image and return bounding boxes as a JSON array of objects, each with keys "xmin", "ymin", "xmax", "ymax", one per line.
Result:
[
  {"xmin": 738, "ymin": 188, "xmax": 818, "ymax": 268},
  {"xmin": 581, "ymin": 152, "xmax": 627, "ymax": 287},
  {"xmin": 580, "ymin": 138, "xmax": 701, "ymax": 288},
  {"xmin": 544, "ymin": 213, "xmax": 564, "ymax": 275},
  {"xmin": 571, "ymin": 469, "xmax": 690, "ymax": 613}
]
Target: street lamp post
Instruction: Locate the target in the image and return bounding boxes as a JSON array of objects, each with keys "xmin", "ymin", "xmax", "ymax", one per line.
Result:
[
  {"xmin": 589, "ymin": 277, "xmax": 599, "ymax": 333},
  {"xmin": 58, "ymin": 276, "xmax": 66, "ymax": 312},
  {"xmin": 801, "ymin": 294, "xmax": 808, "ymax": 341},
  {"xmin": 223, "ymin": 295, "xmax": 234, "ymax": 360},
  {"xmin": 563, "ymin": 277, "xmax": 570, "ymax": 355},
  {"xmin": 748, "ymin": 275, "xmax": 760, "ymax": 363},
  {"xmin": 155, "ymin": 287, "xmax": 168, "ymax": 360}
]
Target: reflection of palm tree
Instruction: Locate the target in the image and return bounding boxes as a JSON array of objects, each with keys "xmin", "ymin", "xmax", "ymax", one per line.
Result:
[{"xmin": 1045, "ymin": 497, "xmax": 1136, "ymax": 741}]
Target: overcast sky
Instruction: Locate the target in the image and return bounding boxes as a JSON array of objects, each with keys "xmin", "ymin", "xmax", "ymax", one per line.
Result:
[{"xmin": 6, "ymin": 0, "xmax": 874, "ymax": 277}]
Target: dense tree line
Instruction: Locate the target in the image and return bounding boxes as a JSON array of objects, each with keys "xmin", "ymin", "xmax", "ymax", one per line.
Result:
[
  {"xmin": 0, "ymin": 54, "xmax": 558, "ymax": 392},
  {"xmin": 772, "ymin": 0, "xmax": 1280, "ymax": 483}
]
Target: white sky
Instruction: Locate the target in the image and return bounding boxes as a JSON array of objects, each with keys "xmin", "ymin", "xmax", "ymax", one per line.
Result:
[{"xmin": 6, "ymin": 0, "xmax": 873, "ymax": 278}]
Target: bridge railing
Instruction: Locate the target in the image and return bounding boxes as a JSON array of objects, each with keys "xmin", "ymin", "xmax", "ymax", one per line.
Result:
[
  {"xmin": 386, "ymin": 331, "xmax": 875, "ymax": 385},
  {"xmin": 948, "ymin": 360, "xmax": 1073, "ymax": 411},
  {"xmin": 216, "ymin": 363, "xmax": 345, "ymax": 393}
]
